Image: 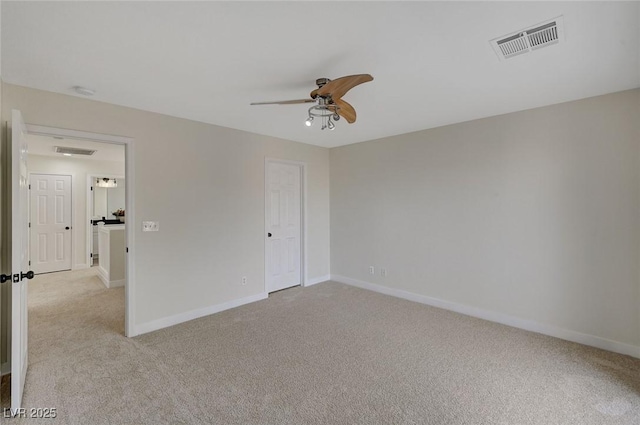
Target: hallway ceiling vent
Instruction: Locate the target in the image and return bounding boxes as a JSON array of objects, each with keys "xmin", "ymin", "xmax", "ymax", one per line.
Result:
[
  {"xmin": 490, "ymin": 16, "xmax": 564, "ymax": 60},
  {"xmin": 55, "ymin": 146, "xmax": 96, "ymax": 156}
]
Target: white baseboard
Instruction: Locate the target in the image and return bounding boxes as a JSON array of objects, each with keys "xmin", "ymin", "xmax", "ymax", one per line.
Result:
[
  {"xmin": 96, "ymin": 267, "xmax": 109, "ymax": 287},
  {"xmin": 305, "ymin": 275, "xmax": 331, "ymax": 287},
  {"xmin": 331, "ymin": 274, "xmax": 640, "ymax": 359},
  {"xmin": 134, "ymin": 292, "xmax": 268, "ymax": 336},
  {"xmin": 95, "ymin": 264, "xmax": 124, "ymax": 288},
  {"xmin": 107, "ymin": 279, "xmax": 125, "ymax": 288}
]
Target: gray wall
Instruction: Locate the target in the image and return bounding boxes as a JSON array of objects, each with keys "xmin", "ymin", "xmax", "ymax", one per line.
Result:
[
  {"xmin": 2, "ymin": 82, "xmax": 638, "ymax": 367},
  {"xmin": 1, "ymin": 83, "xmax": 330, "ymax": 349},
  {"xmin": 331, "ymin": 89, "xmax": 640, "ymax": 350}
]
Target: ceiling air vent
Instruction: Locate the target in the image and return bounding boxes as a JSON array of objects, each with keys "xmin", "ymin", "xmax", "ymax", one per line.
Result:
[
  {"xmin": 490, "ymin": 16, "xmax": 564, "ymax": 60},
  {"xmin": 55, "ymin": 146, "xmax": 96, "ymax": 156}
]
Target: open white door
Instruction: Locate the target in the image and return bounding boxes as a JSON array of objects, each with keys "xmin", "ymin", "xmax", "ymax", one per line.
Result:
[{"xmin": 11, "ymin": 110, "xmax": 30, "ymax": 415}]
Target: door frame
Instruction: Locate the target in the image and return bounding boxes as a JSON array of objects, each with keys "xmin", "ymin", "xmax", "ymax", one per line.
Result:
[
  {"xmin": 86, "ymin": 173, "xmax": 125, "ymax": 267},
  {"xmin": 27, "ymin": 172, "xmax": 73, "ymax": 273},
  {"xmin": 26, "ymin": 124, "xmax": 136, "ymax": 337},
  {"xmin": 264, "ymin": 158, "xmax": 307, "ymax": 293}
]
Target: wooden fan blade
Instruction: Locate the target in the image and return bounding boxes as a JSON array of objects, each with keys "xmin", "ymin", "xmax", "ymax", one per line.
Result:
[
  {"xmin": 334, "ymin": 99, "xmax": 357, "ymax": 123},
  {"xmin": 316, "ymin": 74, "xmax": 373, "ymax": 99},
  {"xmin": 250, "ymin": 99, "xmax": 315, "ymax": 105}
]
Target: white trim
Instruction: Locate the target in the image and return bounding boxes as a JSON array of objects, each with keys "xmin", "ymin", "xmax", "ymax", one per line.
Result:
[
  {"xmin": 24, "ymin": 124, "xmax": 136, "ymax": 338},
  {"xmin": 97, "ymin": 277, "xmax": 125, "ymax": 289},
  {"xmin": 331, "ymin": 275, "xmax": 640, "ymax": 359},
  {"xmin": 264, "ymin": 158, "xmax": 307, "ymax": 291},
  {"xmin": 301, "ymin": 163, "xmax": 309, "ymax": 287},
  {"xmin": 124, "ymin": 140, "xmax": 135, "ymax": 337},
  {"xmin": 95, "ymin": 266, "xmax": 124, "ymax": 289},
  {"xmin": 305, "ymin": 275, "xmax": 330, "ymax": 287},
  {"xmin": 108, "ymin": 279, "xmax": 125, "ymax": 288},
  {"xmin": 134, "ymin": 292, "xmax": 268, "ymax": 336},
  {"xmin": 96, "ymin": 265, "xmax": 108, "ymax": 286},
  {"xmin": 26, "ymin": 125, "xmax": 132, "ymax": 145}
]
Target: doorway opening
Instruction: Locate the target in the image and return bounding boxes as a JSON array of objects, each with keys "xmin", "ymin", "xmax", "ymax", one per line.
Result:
[
  {"xmin": 5, "ymin": 113, "xmax": 136, "ymax": 414},
  {"xmin": 24, "ymin": 124, "xmax": 135, "ymax": 336},
  {"xmin": 87, "ymin": 174, "xmax": 126, "ymax": 269}
]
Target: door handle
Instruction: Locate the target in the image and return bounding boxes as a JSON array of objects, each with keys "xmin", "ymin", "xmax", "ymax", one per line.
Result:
[
  {"xmin": 267, "ymin": 233, "xmax": 272, "ymax": 238},
  {"xmin": 0, "ymin": 271, "xmax": 34, "ymax": 283},
  {"xmin": 21, "ymin": 271, "xmax": 35, "ymax": 281},
  {"xmin": 65, "ymin": 227, "xmax": 70, "ymax": 230}
]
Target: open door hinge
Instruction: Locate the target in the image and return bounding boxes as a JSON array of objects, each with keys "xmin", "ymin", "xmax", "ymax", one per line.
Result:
[
  {"xmin": 91, "ymin": 186, "xmax": 93, "ymax": 191},
  {"xmin": 126, "ymin": 247, "xmax": 129, "ymax": 253},
  {"xmin": 29, "ymin": 260, "xmax": 31, "ymax": 266},
  {"xmin": 29, "ymin": 184, "xmax": 31, "ymax": 190},
  {"xmin": 28, "ymin": 222, "xmax": 31, "ymax": 228}
]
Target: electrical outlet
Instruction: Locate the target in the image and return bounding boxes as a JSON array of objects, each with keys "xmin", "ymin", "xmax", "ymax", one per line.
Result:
[
  {"xmin": 380, "ymin": 268, "xmax": 387, "ymax": 277},
  {"xmin": 369, "ymin": 266, "xmax": 375, "ymax": 275},
  {"xmin": 142, "ymin": 221, "xmax": 159, "ymax": 232},
  {"xmin": 241, "ymin": 276, "xmax": 247, "ymax": 285}
]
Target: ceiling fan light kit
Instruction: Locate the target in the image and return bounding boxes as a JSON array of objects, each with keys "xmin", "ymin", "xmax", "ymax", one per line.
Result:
[
  {"xmin": 307, "ymin": 97, "xmax": 340, "ymax": 131},
  {"xmin": 251, "ymin": 74, "xmax": 373, "ymax": 131}
]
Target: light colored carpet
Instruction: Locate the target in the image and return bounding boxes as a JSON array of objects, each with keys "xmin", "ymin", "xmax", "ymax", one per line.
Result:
[{"xmin": 1, "ymin": 267, "xmax": 639, "ymax": 424}]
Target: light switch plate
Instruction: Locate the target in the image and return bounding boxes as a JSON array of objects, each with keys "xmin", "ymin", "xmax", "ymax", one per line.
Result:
[{"xmin": 142, "ymin": 221, "xmax": 159, "ymax": 232}]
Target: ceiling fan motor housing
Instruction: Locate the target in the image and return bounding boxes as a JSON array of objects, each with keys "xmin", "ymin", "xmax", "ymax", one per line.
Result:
[
  {"xmin": 311, "ymin": 78, "xmax": 332, "ymax": 100},
  {"xmin": 316, "ymin": 78, "xmax": 331, "ymax": 87}
]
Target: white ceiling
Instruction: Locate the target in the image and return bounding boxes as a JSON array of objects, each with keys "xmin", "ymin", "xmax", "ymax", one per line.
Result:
[
  {"xmin": 27, "ymin": 134, "xmax": 125, "ymax": 163},
  {"xmin": 3, "ymin": 1, "xmax": 639, "ymax": 148}
]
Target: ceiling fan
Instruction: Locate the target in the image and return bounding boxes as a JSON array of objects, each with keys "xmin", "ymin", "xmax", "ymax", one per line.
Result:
[{"xmin": 250, "ymin": 74, "xmax": 374, "ymax": 130}]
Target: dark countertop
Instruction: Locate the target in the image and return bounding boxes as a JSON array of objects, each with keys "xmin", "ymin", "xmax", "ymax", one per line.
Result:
[{"xmin": 92, "ymin": 219, "xmax": 123, "ymax": 225}]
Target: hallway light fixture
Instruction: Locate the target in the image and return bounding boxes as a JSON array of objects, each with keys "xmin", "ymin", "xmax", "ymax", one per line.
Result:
[{"xmin": 96, "ymin": 178, "xmax": 117, "ymax": 188}]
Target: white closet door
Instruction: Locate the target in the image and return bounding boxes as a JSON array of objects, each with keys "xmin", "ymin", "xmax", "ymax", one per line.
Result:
[{"xmin": 266, "ymin": 162, "xmax": 301, "ymax": 292}]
